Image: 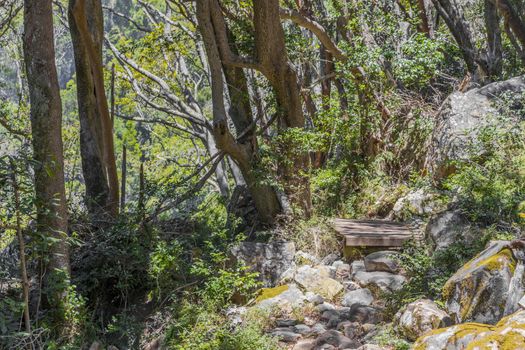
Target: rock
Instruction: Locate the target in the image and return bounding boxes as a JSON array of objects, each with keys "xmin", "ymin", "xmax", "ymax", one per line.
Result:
[
  {"xmin": 317, "ymin": 302, "xmax": 336, "ymax": 312},
  {"xmin": 394, "ymin": 299, "xmax": 452, "ymax": 341},
  {"xmin": 426, "ymin": 210, "xmax": 474, "ymax": 250},
  {"xmin": 340, "ymin": 321, "xmax": 363, "ymax": 339},
  {"xmin": 443, "ymin": 241, "xmax": 517, "ymax": 324},
  {"xmin": 225, "ymin": 306, "xmax": 247, "ymax": 328},
  {"xmin": 356, "ymin": 345, "xmax": 386, "ymax": 350},
  {"xmin": 341, "ymin": 288, "xmax": 374, "ymax": 308},
  {"xmin": 350, "ymin": 260, "xmax": 366, "ymax": 277},
  {"xmin": 333, "ymin": 261, "xmax": 351, "ymax": 281},
  {"xmin": 306, "ymin": 292, "xmax": 324, "ymax": 305},
  {"xmin": 504, "ymin": 260, "xmax": 525, "ymax": 316},
  {"xmin": 427, "ymin": 75, "xmax": 525, "ymax": 180},
  {"xmin": 391, "ymin": 188, "xmax": 442, "ymax": 218},
  {"xmin": 292, "ymin": 339, "xmax": 315, "ymax": 350},
  {"xmin": 276, "ymin": 319, "xmax": 298, "ymax": 327},
  {"xmin": 343, "ymin": 281, "xmax": 361, "ymax": 291},
  {"xmin": 293, "ymin": 324, "xmax": 312, "ymax": 335},
  {"xmin": 346, "ymin": 304, "xmax": 383, "ymax": 324},
  {"xmin": 296, "ymin": 250, "xmax": 320, "ymax": 265},
  {"xmin": 314, "ymin": 330, "xmax": 360, "ymax": 349},
  {"xmin": 89, "ymin": 342, "xmax": 103, "ymax": 350},
  {"xmin": 231, "ymin": 241, "xmax": 295, "ymax": 287},
  {"xmin": 311, "ymin": 323, "xmax": 327, "ymax": 335},
  {"xmin": 413, "ymin": 309, "xmax": 525, "ymax": 350},
  {"xmin": 294, "ymin": 265, "xmax": 344, "ymax": 299},
  {"xmin": 321, "ymin": 253, "xmax": 341, "ymax": 266},
  {"xmin": 353, "ymin": 271, "xmax": 406, "ymax": 293},
  {"xmin": 321, "ymin": 309, "xmax": 341, "ymax": 324},
  {"xmin": 270, "ymin": 329, "xmax": 301, "ymax": 342},
  {"xmin": 256, "ymin": 284, "xmax": 306, "ymax": 310},
  {"xmin": 363, "ymin": 251, "xmax": 400, "ymax": 273}
]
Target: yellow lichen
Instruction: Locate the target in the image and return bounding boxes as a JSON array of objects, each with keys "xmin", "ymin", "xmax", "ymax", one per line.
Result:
[
  {"xmin": 476, "ymin": 248, "xmax": 516, "ymax": 274},
  {"xmin": 414, "ymin": 311, "xmax": 525, "ymax": 350},
  {"xmin": 255, "ymin": 285, "xmax": 289, "ymax": 302}
]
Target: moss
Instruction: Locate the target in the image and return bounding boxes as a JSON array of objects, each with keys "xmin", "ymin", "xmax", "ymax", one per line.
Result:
[
  {"xmin": 255, "ymin": 285, "xmax": 289, "ymax": 302},
  {"xmin": 466, "ymin": 328, "xmax": 525, "ymax": 350},
  {"xmin": 414, "ymin": 313, "xmax": 525, "ymax": 350},
  {"xmin": 476, "ymin": 248, "xmax": 516, "ymax": 274}
]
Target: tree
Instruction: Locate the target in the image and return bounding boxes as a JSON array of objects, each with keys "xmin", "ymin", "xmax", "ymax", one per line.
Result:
[
  {"xmin": 209, "ymin": 0, "xmax": 313, "ymax": 216},
  {"xmin": 69, "ymin": 0, "xmax": 120, "ymax": 221},
  {"xmin": 22, "ymin": 0, "xmax": 70, "ymax": 327},
  {"xmin": 196, "ymin": 0, "xmax": 282, "ymax": 224}
]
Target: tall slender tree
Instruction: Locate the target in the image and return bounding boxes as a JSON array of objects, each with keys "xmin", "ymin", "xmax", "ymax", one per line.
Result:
[
  {"xmin": 22, "ymin": 0, "xmax": 70, "ymax": 327},
  {"xmin": 69, "ymin": 0, "xmax": 119, "ymax": 222}
]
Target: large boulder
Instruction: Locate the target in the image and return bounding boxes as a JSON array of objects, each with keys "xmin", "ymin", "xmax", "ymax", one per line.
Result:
[
  {"xmin": 231, "ymin": 241, "xmax": 295, "ymax": 287},
  {"xmin": 443, "ymin": 241, "xmax": 519, "ymax": 324},
  {"xmin": 426, "ymin": 75, "xmax": 525, "ymax": 179},
  {"xmin": 413, "ymin": 309, "xmax": 525, "ymax": 350},
  {"xmin": 364, "ymin": 251, "xmax": 400, "ymax": 273},
  {"xmin": 294, "ymin": 265, "xmax": 344, "ymax": 300},
  {"xmin": 425, "ymin": 210, "xmax": 473, "ymax": 250},
  {"xmin": 394, "ymin": 299, "xmax": 452, "ymax": 341}
]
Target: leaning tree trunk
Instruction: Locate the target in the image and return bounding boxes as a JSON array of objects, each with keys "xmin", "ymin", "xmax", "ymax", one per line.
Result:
[
  {"xmin": 197, "ymin": 0, "xmax": 282, "ymax": 224},
  {"xmin": 69, "ymin": 0, "xmax": 119, "ymax": 222},
  {"xmin": 23, "ymin": 0, "xmax": 70, "ymax": 329}
]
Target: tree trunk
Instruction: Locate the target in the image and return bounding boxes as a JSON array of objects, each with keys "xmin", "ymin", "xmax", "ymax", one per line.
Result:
[
  {"xmin": 252, "ymin": 0, "xmax": 313, "ymax": 217},
  {"xmin": 68, "ymin": 0, "xmax": 119, "ymax": 222},
  {"xmin": 22, "ymin": 0, "xmax": 70, "ymax": 328},
  {"xmin": 197, "ymin": 0, "xmax": 282, "ymax": 224},
  {"xmin": 484, "ymin": 0, "xmax": 502, "ymax": 79},
  {"xmin": 490, "ymin": 0, "xmax": 525, "ymax": 50}
]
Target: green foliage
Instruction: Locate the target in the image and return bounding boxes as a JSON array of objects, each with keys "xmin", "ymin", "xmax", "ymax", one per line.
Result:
[
  {"xmin": 149, "ymin": 240, "xmax": 184, "ymax": 298},
  {"xmin": 73, "ymin": 218, "xmax": 153, "ymax": 307},
  {"xmin": 166, "ymin": 301, "xmax": 280, "ymax": 350},
  {"xmin": 372, "ymin": 324, "xmax": 411, "ymax": 350},
  {"xmin": 444, "ymin": 119, "xmax": 525, "ymax": 225},
  {"xmin": 393, "ymin": 33, "xmax": 445, "ymax": 89}
]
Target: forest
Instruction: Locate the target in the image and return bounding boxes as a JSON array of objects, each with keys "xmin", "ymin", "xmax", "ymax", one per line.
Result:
[{"xmin": 1, "ymin": 0, "xmax": 525, "ymax": 349}]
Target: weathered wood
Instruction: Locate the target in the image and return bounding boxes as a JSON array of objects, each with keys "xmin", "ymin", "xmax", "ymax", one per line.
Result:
[{"xmin": 333, "ymin": 219, "xmax": 417, "ymax": 247}]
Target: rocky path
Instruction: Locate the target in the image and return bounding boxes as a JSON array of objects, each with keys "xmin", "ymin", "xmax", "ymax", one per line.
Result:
[{"xmin": 232, "ymin": 237, "xmax": 525, "ymax": 350}]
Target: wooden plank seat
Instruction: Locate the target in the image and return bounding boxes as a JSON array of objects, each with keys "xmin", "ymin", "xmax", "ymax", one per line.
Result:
[{"xmin": 333, "ymin": 218, "xmax": 418, "ymax": 248}]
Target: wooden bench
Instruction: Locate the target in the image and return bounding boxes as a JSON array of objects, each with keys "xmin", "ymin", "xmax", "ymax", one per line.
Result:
[{"xmin": 332, "ymin": 218, "xmax": 418, "ymax": 249}]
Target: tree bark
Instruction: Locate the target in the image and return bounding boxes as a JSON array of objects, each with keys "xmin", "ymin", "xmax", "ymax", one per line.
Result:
[
  {"xmin": 197, "ymin": 0, "xmax": 282, "ymax": 224},
  {"xmin": 484, "ymin": 0, "xmax": 503, "ymax": 78},
  {"xmin": 252, "ymin": 0, "xmax": 313, "ymax": 216},
  {"xmin": 69, "ymin": 0, "xmax": 119, "ymax": 222},
  {"xmin": 22, "ymin": 0, "xmax": 70, "ymax": 328},
  {"xmin": 490, "ymin": 0, "xmax": 525, "ymax": 50}
]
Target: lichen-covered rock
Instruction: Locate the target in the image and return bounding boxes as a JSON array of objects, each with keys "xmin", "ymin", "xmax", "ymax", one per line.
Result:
[
  {"xmin": 295, "ymin": 250, "xmax": 320, "ymax": 265},
  {"xmin": 364, "ymin": 251, "xmax": 400, "ymax": 273},
  {"xmin": 256, "ymin": 284, "xmax": 306, "ymax": 310},
  {"xmin": 413, "ymin": 309, "xmax": 525, "ymax": 350},
  {"xmin": 394, "ymin": 299, "xmax": 452, "ymax": 341},
  {"xmin": 443, "ymin": 241, "xmax": 517, "ymax": 324},
  {"xmin": 231, "ymin": 241, "xmax": 295, "ymax": 287},
  {"xmin": 353, "ymin": 270, "xmax": 406, "ymax": 293},
  {"xmin": 294, "ymin": 265, "xmax": 344, "ymax": 300},
  {"xmin": 426, "ymin": 75, "xmax": 525, "ymax": 180}
]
